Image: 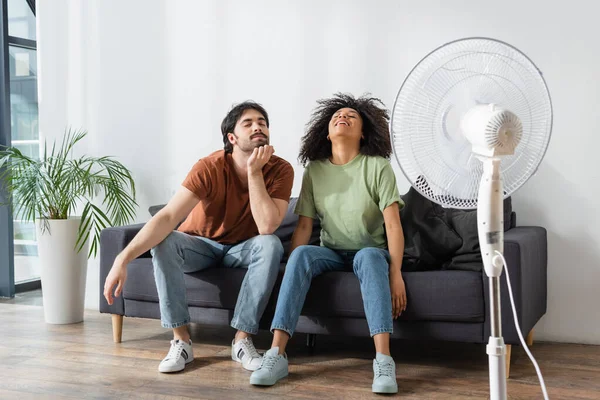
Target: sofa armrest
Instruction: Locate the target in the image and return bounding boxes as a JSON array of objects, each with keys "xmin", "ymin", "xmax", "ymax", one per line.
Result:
[
  {"xmin": 483, "ymin": 226, "xmax": 548, "ymax": 344},
  {"xmin": 99, "ymin": 223, "xmax": 145, "ymax": 315}
]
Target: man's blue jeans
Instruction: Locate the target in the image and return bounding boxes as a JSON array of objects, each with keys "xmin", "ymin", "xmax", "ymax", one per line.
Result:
[{"xmin": 151, "ymin": 231, "xmax": 283, "ymax": 334}]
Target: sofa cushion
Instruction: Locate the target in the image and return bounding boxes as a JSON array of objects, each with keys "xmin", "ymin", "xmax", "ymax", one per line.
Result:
[
  {"xmin": 301, "ymin": 269, "xmax": 484, "ymax": 322},
  {"xmin": 123, "ymin": 258, "xmax": 257, "ymax": 310},
  {"xmin": 123, "ymin": 258, "xmax": 484, "ymax": 323}
]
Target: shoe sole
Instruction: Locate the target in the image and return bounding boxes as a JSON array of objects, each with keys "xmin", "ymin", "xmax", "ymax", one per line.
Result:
[
  {"xmin": 250, "ymin": 371, "xmax": 288, "ymax": 386},
  {"xmin": 232, "ymin": 353, "xmax": 261, "ymax": 371},
  {"xmin": 158, "ymin": 358, "xmax": 194, "ymax": 373},
  {"xmin": 372, "ymin": 383, "xmax": 398, "ymax": 394}
]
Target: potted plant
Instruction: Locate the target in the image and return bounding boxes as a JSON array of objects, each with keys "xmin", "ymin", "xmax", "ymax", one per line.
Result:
[{"xmin": 0, "ymin": 129, "xmax": 137, "ymax": 324}]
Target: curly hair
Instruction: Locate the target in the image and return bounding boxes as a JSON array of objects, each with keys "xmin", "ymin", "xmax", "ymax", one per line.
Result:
[{"xmin": 298, "ymin": 93, "xmax": 391, "ymax": 165}]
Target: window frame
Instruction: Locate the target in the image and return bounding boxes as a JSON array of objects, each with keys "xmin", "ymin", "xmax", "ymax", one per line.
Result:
[{"xmin": 0, "ymin": 0, "xmax": 38, "ymax": 297}]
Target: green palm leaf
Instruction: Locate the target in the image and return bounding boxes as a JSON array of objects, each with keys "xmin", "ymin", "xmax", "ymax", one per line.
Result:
[{"xmin": 0, "ymin": 129, "xmax": 137, "ymax": 258}]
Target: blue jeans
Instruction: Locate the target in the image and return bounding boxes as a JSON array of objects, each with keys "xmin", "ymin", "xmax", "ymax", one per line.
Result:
[
  {"xmin": 151, "ymin": 231, "xmax": 283, "ymax": 334},
  {"xmin": 271, "ymin": 245, "xmax": 393, "ymax": 337}
]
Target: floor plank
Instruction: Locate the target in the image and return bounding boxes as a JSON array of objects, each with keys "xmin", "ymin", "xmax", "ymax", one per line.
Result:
[{"xmin": 1, "ymin": 291, "xmax": 599, "ymax": 399}]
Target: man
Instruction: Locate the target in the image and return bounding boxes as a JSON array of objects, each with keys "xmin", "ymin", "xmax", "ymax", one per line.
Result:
[{"xmin": 103, "ymin": 101, "xmax": 294, "ymax": 373}]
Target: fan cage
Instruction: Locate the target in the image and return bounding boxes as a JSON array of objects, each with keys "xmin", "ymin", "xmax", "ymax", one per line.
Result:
[{"xmin": 391, "ymin": 37, "xmax": 553, "ymax": 209}]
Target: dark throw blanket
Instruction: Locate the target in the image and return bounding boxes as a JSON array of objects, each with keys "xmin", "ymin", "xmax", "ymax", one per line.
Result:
[{"xmin": 400, "ymin": 187, "xmax": 512, "ymax": 272}]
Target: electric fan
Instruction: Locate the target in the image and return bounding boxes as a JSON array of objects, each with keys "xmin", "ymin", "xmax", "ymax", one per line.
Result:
[{"xmin": 390, "ymin": 37, "xmax": 552, "ymax": 400}]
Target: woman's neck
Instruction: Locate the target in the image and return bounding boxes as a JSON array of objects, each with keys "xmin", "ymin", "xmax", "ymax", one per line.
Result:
[{"xmin": 329, "ymin": 141, "xmax": 360, "ymax": 165}]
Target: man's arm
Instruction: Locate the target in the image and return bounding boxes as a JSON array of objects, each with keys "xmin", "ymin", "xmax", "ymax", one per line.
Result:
[
  {"xmin": 383, "ymin": 202, "xmax": 407, "ymax": 318},
  {"xmin": 103, "ymin": 186, "xmax": 200, "ymax": 305},
  {"xmin": 247, "ymin": 146, "xmax": 290, "ymax": 235}
]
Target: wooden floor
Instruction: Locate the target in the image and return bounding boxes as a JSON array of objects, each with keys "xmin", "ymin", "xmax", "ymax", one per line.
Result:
[{"xmin": 1, "ymin": 292, "xmax": 599, "ymax": 399}]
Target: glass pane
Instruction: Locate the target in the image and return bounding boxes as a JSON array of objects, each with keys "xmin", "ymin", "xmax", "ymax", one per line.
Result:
[
  {"xmin": 8, "ymin": 45, "xmax": 40, "ymax": 283},
  {"xmin": 9, "ymin": 46, "xmax": 38, "ymax": 141},
  {"xmin": 7, "ymin": 0, "xmax": 36, "ymax": 41},
  {"xmin": 13, "ymin": 142, "xmax": 39, "ymax": 158}
]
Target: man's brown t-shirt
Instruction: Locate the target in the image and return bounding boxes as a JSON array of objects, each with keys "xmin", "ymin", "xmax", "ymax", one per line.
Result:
[{"xmin": 177, "ymin": 150, "xmax": 294, "ymax": 244}]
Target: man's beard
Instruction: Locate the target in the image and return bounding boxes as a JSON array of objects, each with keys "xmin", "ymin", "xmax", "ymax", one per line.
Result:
[{"xmin": 237, "ymin": 134, "xmax": 269, "ymax": 152}]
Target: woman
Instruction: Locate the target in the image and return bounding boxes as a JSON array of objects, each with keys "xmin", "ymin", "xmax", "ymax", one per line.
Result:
[{"xmin": 250, "ymin": 93, "xmax": 406, "ymax": 394}]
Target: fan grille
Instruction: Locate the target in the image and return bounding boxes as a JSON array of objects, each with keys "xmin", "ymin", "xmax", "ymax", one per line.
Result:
[
  {"xmin": 485, "ymin": 110, "xmax": 523, "ymax": 153},
  {"xmin": 391, "ymin": 38, "xmax": 552, "ymax": 209}
]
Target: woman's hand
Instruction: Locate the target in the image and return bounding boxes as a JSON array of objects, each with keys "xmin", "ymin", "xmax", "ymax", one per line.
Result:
[{"xmin": 390, "ymin": 268, "xmax": 407, "ymax": 319}]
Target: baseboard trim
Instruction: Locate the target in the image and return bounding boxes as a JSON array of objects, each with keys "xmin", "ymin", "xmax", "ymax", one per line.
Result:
[{"xmin": 15, "ymin": 279, "xmax": 41, "ymax": 293}]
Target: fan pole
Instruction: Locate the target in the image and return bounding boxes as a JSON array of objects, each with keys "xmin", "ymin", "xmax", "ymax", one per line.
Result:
[{"xmin": 478, "ymin": 158, "xmax": 508, "ymax": 400}]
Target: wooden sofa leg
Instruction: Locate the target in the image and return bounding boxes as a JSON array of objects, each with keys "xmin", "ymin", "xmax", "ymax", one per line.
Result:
[
  {"xmin": 306, "ymin": 333, "xmax": 316, "ymax": 349},
  {"xmin": 526, "ymin": 329, "xmax": 534, "ymax": 347},
  {"xmin": 505, "ymin": 344, "xmax": 512, "ymax": 378},
  {"xmin": 112, "ymin": 314, "xmax": 123, "ymax": 343}
]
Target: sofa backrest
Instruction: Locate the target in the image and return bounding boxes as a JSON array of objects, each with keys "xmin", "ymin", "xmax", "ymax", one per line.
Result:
[{"xmin": 148, "ymin": 193, "xmax": 516, "ymax": 266}]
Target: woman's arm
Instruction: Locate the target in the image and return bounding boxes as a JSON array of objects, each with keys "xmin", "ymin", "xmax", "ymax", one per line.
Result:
[
  {"xmin": 383, "ymin": 202, "xmax": 407, "ymax": 318},
  {"xmin": 290, "ymin": 215, "xmax": 315, "ymax": 254}
]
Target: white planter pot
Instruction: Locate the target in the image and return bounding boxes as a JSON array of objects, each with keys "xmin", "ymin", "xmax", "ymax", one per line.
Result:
[{"xmin": 36, "ymin": 218, "xmax": 89, "ymax": 324}]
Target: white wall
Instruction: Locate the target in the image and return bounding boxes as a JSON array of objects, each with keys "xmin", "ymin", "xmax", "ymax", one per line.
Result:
[
  {"xmin": 37, "ymin": 0, "xmax": 169, "ymax": 317},
  {"xmin": 37, "ymin": 0, "xmax": 600, "ymax": 344}
]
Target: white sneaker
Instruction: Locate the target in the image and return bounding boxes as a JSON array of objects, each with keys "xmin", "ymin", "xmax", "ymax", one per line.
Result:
[
  {"xmin": 249, "ymin": 347, "xmax": 288, "ymax": 386},
  {"xmin": 158, "ymin": 339, "xmax": 194, "ymax": 373},
  {"xmin": 232, "ymin": 337, "xmax": 263, "ymax": 371},
  {"xmin": 372, "ymin": 353, "xmax": 398, "ymax": 394}
]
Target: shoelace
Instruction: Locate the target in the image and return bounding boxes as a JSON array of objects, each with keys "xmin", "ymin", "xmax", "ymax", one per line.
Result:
[
  {"xmin": 166, "ymin": 340, "xmax": 185, "ymax": 360},
  {"xmin": 260, "ymin": 353, "xmax": 279, "ymax": 370},
  {"xmin": 374, "ymin": 360, "xmax": 393, "ymax": 378},
  {"xmin": 241, "ymin": 339, "xmax": 261, "ymax": 359}
]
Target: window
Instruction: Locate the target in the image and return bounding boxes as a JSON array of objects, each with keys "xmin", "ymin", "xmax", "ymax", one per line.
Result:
[
  {"xmin": 8, "ymin": 0, "xmax": 35, "ymax": 40},
  {"xmin": 10, "ymin": 44, "xmax": 39, "ymax": 283},
  {"xmin": 0, "ymin": 0, "xmax": 37, "ymax": 297}
]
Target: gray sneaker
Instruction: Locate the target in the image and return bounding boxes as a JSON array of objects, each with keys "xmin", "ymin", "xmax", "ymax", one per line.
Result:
[
  {"xmin": 372, "ymin": 353, "xmax": 398, "ymax": 394},
  {"xmin": 249, "ymin": 347, "xmax": 288, "ymax": 386}
]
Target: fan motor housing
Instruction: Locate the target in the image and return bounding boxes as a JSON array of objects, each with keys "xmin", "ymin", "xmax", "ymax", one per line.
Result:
[{"xmin": 461, "ymin": 104, "xmax": 523, "ymax": 158}]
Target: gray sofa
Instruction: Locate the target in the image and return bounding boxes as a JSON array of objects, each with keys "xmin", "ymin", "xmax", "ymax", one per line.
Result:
[{"xmin": 99, "ymin": 194, "xmax": 547, "ymax": 374}]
